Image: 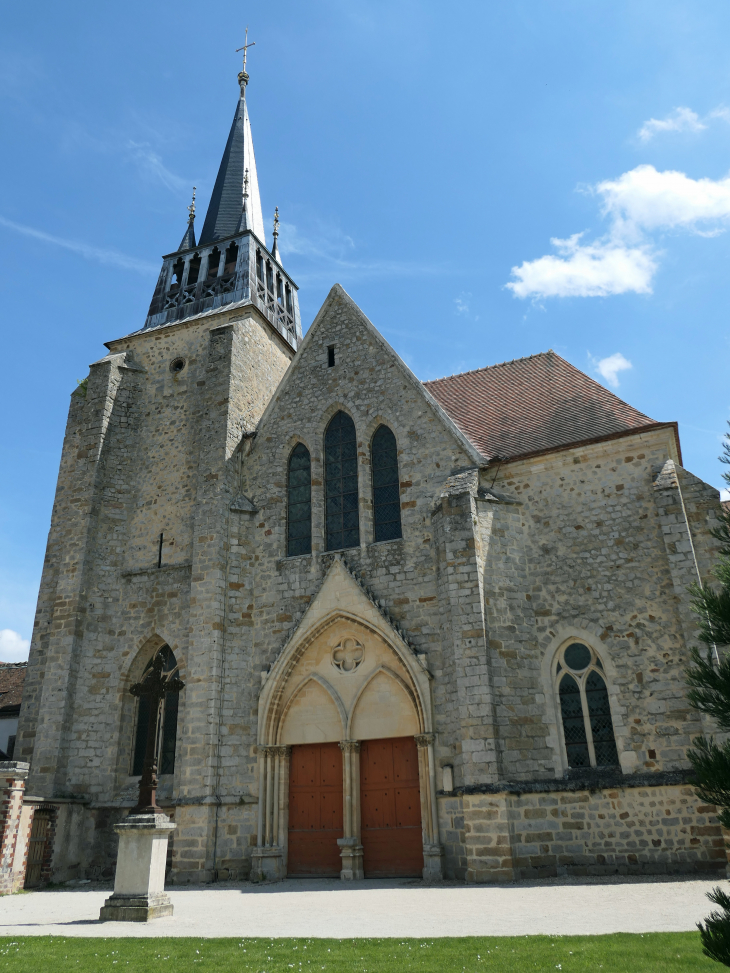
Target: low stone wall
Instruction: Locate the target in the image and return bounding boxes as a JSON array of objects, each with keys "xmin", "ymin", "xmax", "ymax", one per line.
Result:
[{"xmin": 439, "ymin": 775, "xmax": 728, "ymax": 882}]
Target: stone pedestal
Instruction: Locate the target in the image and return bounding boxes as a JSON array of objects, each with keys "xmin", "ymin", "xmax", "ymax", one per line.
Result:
[
  {"xmin": 250, "ymin": 846, "xmax": 285, "ymax": 882},
  {"xmin": 422, "ymin": 843, "xmax": 444, "ymax": 882},
  {"xmin": 338, "ymin": 837, "xmax": 364, "ymax": 880},
  {"xmin": 100, "ymin": 813, "xmax": 176, "ymax": 921}
]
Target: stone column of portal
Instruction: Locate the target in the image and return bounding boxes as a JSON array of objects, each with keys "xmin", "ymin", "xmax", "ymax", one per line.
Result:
[
  {"xmin": 415, "ymin": 734, "xmax": 443, "ymax": 881},
  {"xmin": 251, "ymin": 746, "xmax": 286, "ymax": 882},
  {"xmin": 100, "ymin": 814, "xmax": 176, "ymax": 921},
  {"xmin": 337, "ymin": 741, "xmax": 363, "ymax": 881}
]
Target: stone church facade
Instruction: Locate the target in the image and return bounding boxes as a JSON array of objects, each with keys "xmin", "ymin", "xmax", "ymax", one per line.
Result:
[{"xmin": 16, "ymin": 65, "xmax": 728, "ymax": 885}]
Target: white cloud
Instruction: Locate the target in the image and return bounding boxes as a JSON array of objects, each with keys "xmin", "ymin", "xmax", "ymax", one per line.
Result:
[
  {"xmin": 0, "ymin": 630, "xmax": 29, "ymax": 663},
  {"xmin": 638, "ymin": 107, "xmax": 706, "ymax": 142},
  {"xmin": 507, "ymin": 163, "xmax": 730, "ymax": 300},
  {"xmin": 507, "ymin": 234, "xmax": 656, "ymax": 299},
  {"xmin": 592, "ymin": 352, "xmax": 633, "ymax": 388},
  {"xmin": 454, "ymin": 294, "xmax": 470, "ymax": 314},
  {"xmin": 597, "ymin": 165, "xmax": 730, "ymax": 236},
  {"xmin": 0, "ymin": 216, "xmax": 157, "ymax": 274},
  {"xmin": 721, "ymin": 489, "xmax": 730, "ymax": 501}
]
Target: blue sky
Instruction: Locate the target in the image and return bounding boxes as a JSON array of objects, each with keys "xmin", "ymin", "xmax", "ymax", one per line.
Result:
[{"xmin": 2, "ymin": 0, "xmax": 730, "ymax": 660}]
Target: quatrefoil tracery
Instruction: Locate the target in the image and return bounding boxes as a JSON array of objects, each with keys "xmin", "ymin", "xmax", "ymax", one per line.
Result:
[{"xmin": 331, "ymin": 637, "xmax": 364, "ymax": 673}]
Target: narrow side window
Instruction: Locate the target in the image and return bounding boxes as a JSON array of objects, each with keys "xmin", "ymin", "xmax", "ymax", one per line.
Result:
[
  {"xmin": 131, "ymin": 645, "xmax": 180, "ymax": 776},
  {"xmin": 287, "ymin": 443, "xmax": 312, "ymax": 557},
  {"xmin": 556, "ymin": 642, "xmax": 618, "ymax": 769},
  {"xmin": 325, "ymin": 411, "xmax": 359, "ymax": 551},
  {"xmin": 371, "ymin": 425, "xmax": 402, "ymax": 542}
]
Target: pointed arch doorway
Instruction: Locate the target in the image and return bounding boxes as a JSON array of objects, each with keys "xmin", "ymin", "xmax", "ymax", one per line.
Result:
[{"xmin": 254, "ymin": 560, "xmax": 442, "ymax": 883}]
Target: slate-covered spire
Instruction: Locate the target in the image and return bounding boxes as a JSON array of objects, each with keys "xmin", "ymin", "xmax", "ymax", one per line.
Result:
[
  {"xmin": 199, "ymin": 67, "xmax": 265, "ymax": 246},
  {"xmin": 178, "ymin": 187, "xmax": 197, "ymax": 250}
]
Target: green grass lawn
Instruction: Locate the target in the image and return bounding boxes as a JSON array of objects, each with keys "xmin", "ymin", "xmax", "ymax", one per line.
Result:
[{"xmin": 0, "ymin": 934, "xmax": 716, "ymax": 972}]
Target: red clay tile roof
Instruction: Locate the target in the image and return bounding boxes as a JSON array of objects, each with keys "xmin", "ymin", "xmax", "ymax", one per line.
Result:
[
  {"xmin": 0, "ymin": 662, "xmax": 26, "ymax": 711},
  {"xmin": 424, "ymin": 351, "xmax": 659, "ymax": 462}
]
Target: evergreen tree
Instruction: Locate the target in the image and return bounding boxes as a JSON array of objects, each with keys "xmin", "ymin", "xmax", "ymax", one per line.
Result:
[{"xmin": 687, "ymin": 423, "xmax": 730, "ymax": 966}]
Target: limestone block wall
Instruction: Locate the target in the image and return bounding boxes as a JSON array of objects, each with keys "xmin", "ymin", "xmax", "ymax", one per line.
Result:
[{"xmin": 438, "ymin": 780, "xmax": 727, "ymax": 882}]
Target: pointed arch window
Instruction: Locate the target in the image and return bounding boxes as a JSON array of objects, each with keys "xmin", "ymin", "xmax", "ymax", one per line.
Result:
[
  {"xmin": 556, "ymin": 642, "xmax": 618, "ymax": 769},
  {"xmin": 287, "ymin": 443, "xmax": 312, "ymax": 557},
  {"xmin": 132, "ymin": 646, "xmax": 180, "ymax": 777},
  {"xmin": 371, "ymin": 425, "xmax": 402, "ymax": 542},
  {"xmin": 325, "ymin": 411, "xmax": 359, "ymax": 551}
]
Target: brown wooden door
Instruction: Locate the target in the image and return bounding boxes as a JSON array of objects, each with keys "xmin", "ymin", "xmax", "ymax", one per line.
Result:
[
  {"xmin": 287, "ymin": 742, "xmax": 343, "ymax": 877},
  {"xmin": 360, "ymin": 736, "xmax": 424, "ymax": 878},
  {"xmin": 24, "ymin": 810, "xmax": 51, "ymax": 888}
]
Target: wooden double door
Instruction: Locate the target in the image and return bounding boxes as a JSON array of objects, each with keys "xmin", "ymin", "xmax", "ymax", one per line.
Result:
[{"xmin": 287, "ymin": 737, "xmax": 423, "ymax": 878}]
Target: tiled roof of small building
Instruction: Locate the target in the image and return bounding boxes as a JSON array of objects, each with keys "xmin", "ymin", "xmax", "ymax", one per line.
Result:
[
  {"xmin": 423, "ymin": 350, "xmax": 659, "ymax": 462},
  {"xmin": 0, "ymin": 662, "xmax": 26, "ymax": 711}
]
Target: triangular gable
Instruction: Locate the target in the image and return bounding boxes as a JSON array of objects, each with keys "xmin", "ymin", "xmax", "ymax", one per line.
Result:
[
  {"xmin": 254, "ymin": 283, "xmax": 487, "ymax": 467},
  {"xmin": 263, "ymin": 555, "xmax": 428, "ymax": 684}
]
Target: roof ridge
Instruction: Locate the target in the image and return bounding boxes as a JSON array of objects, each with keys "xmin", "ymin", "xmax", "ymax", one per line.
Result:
[
  {"xmin": 0, "ymin": 661, "xmax": 27, "ymax": 668},
  {"xmin": 423, "ymin": 350, "xmax": 557, "ymax": 385}
]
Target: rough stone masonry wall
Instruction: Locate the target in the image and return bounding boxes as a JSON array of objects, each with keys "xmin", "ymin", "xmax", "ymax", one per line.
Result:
[
  {"xmin": 438, "ymin": 781, "xmax": 727, "ymax": 882},
  {"xmin": 484, "ymin": 428, "xmax": 723, "ymax": 784},
  {"xmin": 18, "ymin": 307, "xmax": 292, "ymax": 870}
]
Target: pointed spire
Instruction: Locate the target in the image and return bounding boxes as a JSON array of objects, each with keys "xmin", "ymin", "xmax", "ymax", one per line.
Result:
[
  {"xmin": 199, "ymin": 48, "xmax": 265, "ymax": 246},
  {"xmin": 271, "ymin": 206, "xmax": 281, "ymax": 263},
  {"xmin": 178, "ymin": 187, "xmax": 197, "ymax": 250}
]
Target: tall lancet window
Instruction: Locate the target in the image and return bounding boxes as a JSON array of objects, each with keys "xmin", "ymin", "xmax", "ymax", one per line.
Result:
[
  {"xmin": 371, "ymin": 425, "xmax": 402, "ymax": 542},
  {"xmin": 132, "ymin": 646, "xmax": 180, "ymax": 776},
  {"xmin": 325, "ymin": 411, "xmax": 360, "ymax": 551},
  {"xmin": 556, "ymin": 642, "xmax": 619, "ymax": 769},
  {"xmin": 287, "ymin": 443, "xmax": 312, "ymax": 557}
]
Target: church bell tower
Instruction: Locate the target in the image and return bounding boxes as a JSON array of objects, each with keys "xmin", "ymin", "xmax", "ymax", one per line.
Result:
[{"xmin": 144, "ymin": 62, "xmax": 301, "ymax": 348}]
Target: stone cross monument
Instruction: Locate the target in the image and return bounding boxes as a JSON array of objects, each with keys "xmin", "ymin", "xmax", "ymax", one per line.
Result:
[{"xmin": 100, "ymin": 650, "xmax": 184, "ymax": 921}]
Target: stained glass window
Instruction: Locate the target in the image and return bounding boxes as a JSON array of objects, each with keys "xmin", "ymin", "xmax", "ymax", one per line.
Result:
[
  {"xmin": 132, "ymin": 646, "xmax": 180, "ymax": 776},
  {"xmin": 556, "ymin": 642, "xmax": 619, "ymax": 769},
  {"xmin": 325, "ymin": 411, "xmax": 360, "ymax": 551},
  {"xmin": 586, "ymin": 670, "xmax": 619, "ymax": 766},
  {"xmin": 287, "ymin": 443, "xmax": 312, "ymax": 557},
  {"xmin": 559, "ymin": 674, "xmax": 590, "ymax": 768},
  {"xmin": 371, "ymin": 425, "xmax": 402, "ymax": 542}
]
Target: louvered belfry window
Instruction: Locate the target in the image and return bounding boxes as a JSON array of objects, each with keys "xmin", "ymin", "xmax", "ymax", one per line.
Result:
[
  {"xmin": 371, "ymin": 425, "xmax": 402, "ymax": 542},
  {"xmin": 287, "ymin": 443, "xmax": 312, "ymax": 557},
  {"xmin": 132, "ymin": 645, "xmax": 180, "ymax": 776},
  {"xmin": 325, "ymin": 411, "xmax": 360, "ymax": 551},
  {"xmin": 556, "ymin": 642, "xmax": 618, "ymax": 769}
]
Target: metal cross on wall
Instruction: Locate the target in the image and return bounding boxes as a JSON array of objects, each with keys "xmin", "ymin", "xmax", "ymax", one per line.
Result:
[{"xmin": 129, "ymin": 649, "xmax": 185, "ymax": 815}]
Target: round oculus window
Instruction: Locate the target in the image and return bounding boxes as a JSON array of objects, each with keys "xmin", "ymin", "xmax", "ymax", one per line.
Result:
[
  {"xmin": 170, "ymin": 357, "xmax": 186, "ymax": 374},
  {"xmin": 563, "ymin": 642, "xmax": 592, "ymax": 671}
]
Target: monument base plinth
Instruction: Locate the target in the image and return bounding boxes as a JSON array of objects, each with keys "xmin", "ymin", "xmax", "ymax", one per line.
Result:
[
  {"xmin": 100, "ymin": 812, "xmax": 176, "ymax": 923},
  {"xmin": 99, "ymin": 891, "xmax": 173, "ymax": 922}
]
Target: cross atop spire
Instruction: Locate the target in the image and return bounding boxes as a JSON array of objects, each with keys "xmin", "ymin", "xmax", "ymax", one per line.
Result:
[
  {"xmin": 236, "ymin": 27, "xmax": 256, "ymax": 79},
  {"xmin": 271, "ymin": 206, "xmax": 281, "ymax": 262},
  {"xmin": 187, "ymin": 187, "xmax": 196, "ymax": 223}
]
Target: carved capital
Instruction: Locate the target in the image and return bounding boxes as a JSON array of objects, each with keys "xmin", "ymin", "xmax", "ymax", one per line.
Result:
[
  {"xmin": 273, "ymin": 745, "xmax": 291, "ymax": 758},
  {"xmin": 339, "ymin": 740, "xmax": 361, "ymax": 754},
  {"xmin": 414, "ymin": 733, "xmax": 435, "ymax": 749}
]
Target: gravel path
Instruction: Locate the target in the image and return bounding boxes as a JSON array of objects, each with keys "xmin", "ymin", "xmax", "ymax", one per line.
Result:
[{"xmin": 0, "ymin": 876, "xmax": 724, "ymax": 938}]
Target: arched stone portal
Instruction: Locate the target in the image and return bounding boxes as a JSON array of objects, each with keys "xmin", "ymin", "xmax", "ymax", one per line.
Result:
[{"xmin": 254, "ymin": 558, "xmax": 441, "ymax": 882}]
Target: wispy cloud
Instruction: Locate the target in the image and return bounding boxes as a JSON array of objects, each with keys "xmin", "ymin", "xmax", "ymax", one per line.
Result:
[
  {"xmin": 638, "ymin": 105, "xmax": 730, "ymax": 142},
  {"xmin": 454, "ymin": 293, "xmax": 470, "ymax": 314},
  {"xmin": 590, "ymin": 352, "xmax": 633, "ymax": 388},
  {"xmin": 0, "ymin": 629, "xmax": 29, "ymax": 663},
  {"xmin": 127, "ymin": 141, "xmax": 192, "ymax": 193},
  {"xmin": 507, "ymin": 163, "xmax": 730, "ymax": 300},
  {"xmin": 638, "ymin": 107, "xmax": 707, "ymax": 142},
  {"xmin": 0, "ymin": 216, "xmax": 156, "ymax": 274},
  {"xmin": 278, "ymin": 218, "xmax": 439, "ymax": 284}
]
